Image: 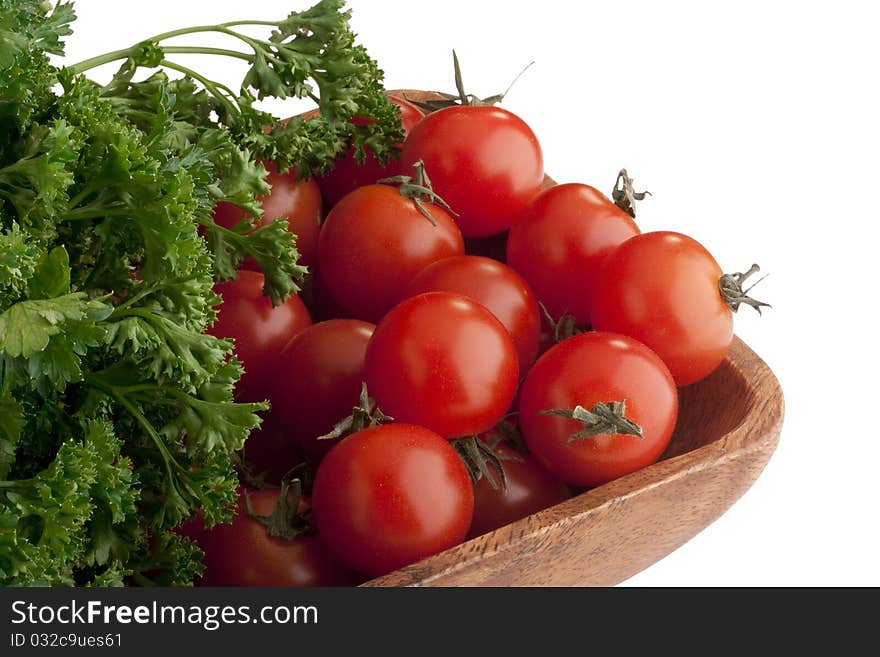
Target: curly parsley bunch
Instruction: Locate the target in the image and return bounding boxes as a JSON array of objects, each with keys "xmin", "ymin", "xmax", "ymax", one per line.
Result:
[{"xmin": 0, "ymin": 0, "xmax": 402, "ymax": 586}]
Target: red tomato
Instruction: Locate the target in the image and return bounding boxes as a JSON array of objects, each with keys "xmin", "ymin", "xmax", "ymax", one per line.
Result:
[
  {"xmin": 404, "ymin": 255, "xmax": 541, "ymax": 373},
  {"xmin": 518, "ymin": 332, "xmax": 678, "ymax": 488},
  {"xmin": 364, "ymin": 292, "xmax": 519, "ymax": 438},
  {"xmin": 316, "ymin": 94, "xmax": 425, "ymax": 209},
  {"xmin": 180, "ymin": 488, "xmax": 358, "ymax": 587},
  {"xmin": 400, "ymin": 105, "xmax": 544, "ymax": 238},
  {"xmin": 468, "ymin": 442, "xmax": 571, "ymax": 539},
  {"xmin": 592, "ymin": 231, "xmax": 734, "ymax": 386},
  {"xmin": 213, "ymin": 161, "xmax": 323, "ymax": 269},
  {"xmin": 312, "ymin": 423, "xmax": 474, "ymax": 578},
  {"xmin": 270, "ymin": 319, "xmax": 375, "ymax": 463},
  {"xmin": 506, "ymin": 183, "xmax": 640, "ymax": 327},
  {"xmin": 208, "ymin": 271, "xmax": 312, "ymax": 402},
  {"xmin": 317, "ymin": 184, "xmax": 464, "ymax": 322}
]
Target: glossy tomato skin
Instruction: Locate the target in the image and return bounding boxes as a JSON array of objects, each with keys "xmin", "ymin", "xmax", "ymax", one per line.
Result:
[
  {"xmin": 404, "ymin": 255, "xmax": 541, "ymax": 373},
  {"xmin": 519, "ymin": 332, "xmax": 678, "ymax": 489},
  {"xmin": 312, "ymin": 423, "xmax": 474, "ymax": 578},
  {"xmin": 592, "ymin": 231, "xmax": 732, "ymax": 386},
  {"xmin": 213, "ymin": 161, "xmax": 323, "ymax": 269},
  {"xmin": 180, "ymin": 488, "xmax": 358, "ymax": 587},
  {"xmin": 316, "ymin": 95, "xmax": 425, "ymax": 209},
  {"xmin": 317, "ymin": 184, "xmax": 464, "ymax": 322},
  {"xmin": 400, "ymin": 105, "xmax": 544, "ymax": 238},
  {"xmin": 467, "ymin": 442, "xmax": 571, "ymax": 539},
  {"xmin": 364, "ymin": 292, "xmax": 519, "ymax": 438},
  {"xmin": 270, "ymin": 319, "xmax": 375, "ymax": 463},
  {"xmin": 507, "ymin": 183, "xmax": 640, "ymax": 327},
  {"xmin": 208, "ymin": 271, "xmax": 312, "ymax": 402}
]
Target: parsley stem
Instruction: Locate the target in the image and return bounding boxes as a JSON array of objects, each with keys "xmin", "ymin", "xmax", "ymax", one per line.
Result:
[
  {"xmin": 160, "ymin": 59, "xmax": 240, "ymax": 116},
  {"xmin": 110, "ymin": 383, "xmax": 165, "ymax": 395},
  {"xmin": 91, "ymin": 378, "xmax": 187, "ymax": 488},
  {"xmin": 70, "ymin": 25, "xmax": 274, "ymax": 75},
  {"xmin": 68, "ymin": 46, "xmax": 138, "ymax": 74},
  {"xmin": 146, "ymin": 23, "xmax": 272, "ymax": 44},
  {"xmin": 66, "ymin": 184, "xmax": 98, "ymax": 211},
  {"xmin": 111, "ymin": 285, "xmax": 159, "ymax": 313},
  {"xmin": 161, "ymin": 46, "xmax": 254, "ymax": 61},
  {"xmin": 197, "ymin": 217, "xmax": 242, "ymax": 238},
  {"xmin": 218, "ymin": 20, "xmax": 282, "ymax": 28},
  {"xmin": 152, "ymin": 25, "xmax": 269, "ymax": 58},
  {"xmin": 60, "ymin": 208, "xmax": 133, "ymax": 221}
]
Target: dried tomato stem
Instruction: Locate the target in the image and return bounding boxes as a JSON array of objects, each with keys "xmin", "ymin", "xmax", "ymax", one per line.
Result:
[
  {"xmin": 539, "ymin": 302, "xmax": 583, "ymax": 344},
  {"xmin": 452, "ymin": 50, "xmax": 470, "ymax": 105},
  {"xmin": 379, "ymin": 160, "xmax": 457, "ymax": 225},
  {"xmin": 718, "ymin": 264, "xmax": 771, "ymax": 314},
  {"xmin": 406, "ymin": 50, "xmax": 532, "ymax": 111},
  {"xmin": 244, "ymin": 477, "xmax": 309, "ymax": 540},
  {"xmin": 452, "ymin": 436, "xmax": 508, "ymax": 491},
  {"xmin": 540, "ymin": 400, "xmax": 643, "ymax": 443},
  {"xmin": 316, "ymin": 382, "xmax": 392, "ymax": 442},
  {"xmin": 612, "ymin": 168, "xmax": 651, "ymax": 218}
]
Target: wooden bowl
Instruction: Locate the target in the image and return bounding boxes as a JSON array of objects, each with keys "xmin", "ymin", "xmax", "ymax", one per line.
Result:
[
  {"xmin": 363, "ymin": 336, "xmax": 784, "ymax": 586},
  {"xmin": 356, "ymin": 91, "xmax": 785, "ymax": 586}
]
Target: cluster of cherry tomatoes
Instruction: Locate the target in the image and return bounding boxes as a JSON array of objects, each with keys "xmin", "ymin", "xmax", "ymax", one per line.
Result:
[{"xmin": 181, "ymin": 87, "xmax": 767, "ymax": 587}]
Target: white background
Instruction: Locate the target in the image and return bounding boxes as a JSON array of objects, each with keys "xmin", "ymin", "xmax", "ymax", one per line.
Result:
[{"xmin": 59, "ymin": 0, "xmax": 880, "ymax": 586}]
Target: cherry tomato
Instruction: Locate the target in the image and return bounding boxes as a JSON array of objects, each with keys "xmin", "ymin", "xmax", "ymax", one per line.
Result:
[
  {"xmin": 208, "ymin": 271, "xmax": 312, "ymax": 402},
  {"xmin": 518, "ymin": 331, "xmax": 678, "ymax": 488},
  {"xmin": 592, "ymin": 231, "xmax": 735, "ymax": 386},
  {"xmin": 213, "ymin": 161, "xmax": 323, "ymax": 269},
  {"xmin": 315, "ymin": 94, "xmax": 425, "ymax": 209},
  {"xmin": 506, "ymin": 183, "xmax": 640, "ymax": 326},
  {"xmin": 270, "ymin": 319, "xmax": 375, "ymax": 463},
  {"xmin": 404, "ymin": 255, "xmax": 541, "ymax": 373},
  {"xmin": 468, "ymin": 442, "xmax": 571, "ymax": 539},
  {"xmin": 400, "ymin": 105, "xmax": 544, "ymax": 238},
  {"xmin": 317, "ymin": 184, "xmax": 464, "ymax": 322},
  {"xmin": 312, "ymin": 423, "xmax": 474, "ymax": 578},
  {"xmin": 364, "ymin": 292, "xmax": 519, "ymax": 438},
  {"xmin": 179, "ymin": 488, "xmax": 358, "ymax": 587}
]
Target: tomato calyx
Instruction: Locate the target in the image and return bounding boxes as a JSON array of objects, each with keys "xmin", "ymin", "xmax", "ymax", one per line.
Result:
[
  {"xmin": 317, "ymin": 382, "xmax": 393, "ymax": 442},
  {"xmin": 612, "ymin": 168, "xmax": 651, "ymax": 218},
  {"xmin": 540, "ymin": 401, "xmax": 644, "ymax": 444},
  {"xmin": 378, "ymin": 160, "xmax": 456, "ymax": 225},
  {"xmin": 452, "ymin": 435, "xmax": 514, "ymax": 491},
  {"xmin": 718, "ymin": 264, "xmax": 771, "ymax": 314},
  {"xmin": 234, "ymin": 434, "xmax": 313, "ymax": 492},
  {"xmin": 244, "ymin": 477, "xmax": 311, "ymax": 540},
  {"xmin": 406, "ymin": 50, "xmax": 534, "ymax": 111},
  {"xmin": 485, "ymin": 417, "xmax": 530, "ymax": 455},
  {"xmin": 540, "ymin": 302, "xmax": 585, "ymax": 345},
  {"xmin": 232, "ymin": 449, "xmax": 273, "ymax": 490}
]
